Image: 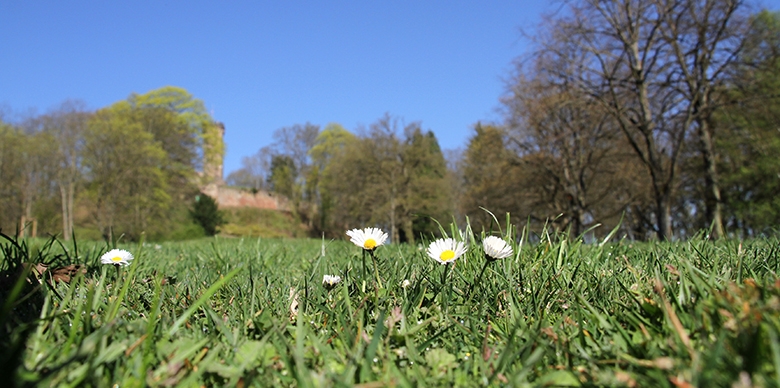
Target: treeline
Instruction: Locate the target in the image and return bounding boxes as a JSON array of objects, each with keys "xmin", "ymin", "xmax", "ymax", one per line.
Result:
[
  {"xmin": 0, "ymin": 86, "xmax": 225, "ymax": 241},
  {"xmin": 3, "ymin": 1, "xmax": 778, "ymax": 243},
  {"xmin": 227, "ymin": 116, "xmax": 452, "ymax": 244},
  {"xmin": 230, "ymin": 4, "xmax": 780, "ymax": 242}
]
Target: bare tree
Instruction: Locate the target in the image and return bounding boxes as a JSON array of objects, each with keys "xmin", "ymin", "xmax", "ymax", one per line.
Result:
[
  {"xmin": 226, "ymin": 148, "xmax": 271, "ymax": 190},
  {"xmin": 528, "ymin": 0, "xmax": 751, "ymax": 239},
  {"xmin": 657, "ymin": 0, "xmax": 749, "ymax": 238},
  {"xmin": 42, "ymin": 100, "xmax": 91, "ymax": 240},
  {"xmin": 272, "ymin": 123, "xmax": 320, "ymax": 175},
  {"xmin": 504, "ymin": 71, "xmax": 649, "ymax": 237}
]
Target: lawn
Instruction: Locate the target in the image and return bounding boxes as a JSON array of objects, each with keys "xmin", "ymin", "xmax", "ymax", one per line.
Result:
[{"xmin": 1, "ymin": 224, "xmax": 779, "ymax": 387}]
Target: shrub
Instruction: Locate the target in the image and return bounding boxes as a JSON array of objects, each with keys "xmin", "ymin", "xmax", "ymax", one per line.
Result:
[{"xmin": 190, "ymin": 194, "xmax": 224, "ymax": 236}]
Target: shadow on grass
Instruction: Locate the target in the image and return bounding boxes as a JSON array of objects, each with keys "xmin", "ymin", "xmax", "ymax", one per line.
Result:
[{"xmin": 0, "ymin": 232, "xmax": 86, "ymax": 387}]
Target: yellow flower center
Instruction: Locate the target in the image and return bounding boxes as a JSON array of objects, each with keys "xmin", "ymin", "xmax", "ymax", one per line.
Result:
[
  {"xmin": 111, "ymin": 256, "xmax": 123, "ymax": 262},
  {"xmin": 364, "ymin": 239, "xmax": 377, "ymax": 250},
  {"xmin": 439, "ymin": 250, "xmax": 455, "ymax": 262}
]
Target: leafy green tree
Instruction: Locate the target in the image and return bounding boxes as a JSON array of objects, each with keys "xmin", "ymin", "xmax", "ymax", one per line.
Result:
[
  {"xmin": 134, "ymin": 106, "xmax": 197, "ymax": 181},
  {"xmin": 267, "ymin": 155, "xmax": 297, "ymax": 199},
  {"xmin": 309, "ymin": 123, "xmax": 355, "ymax": 234},
  {"xmin": 321, "ymin": 115, "xmax": 451, "ymax": 243},
  {"xmin": 460, "ymin": 124, "xmax": 523, "ymax": 232},
  {"xmin": 0, "ymin": 122, "xmax": 29, "ymax": 234},
  {"xmin": 363, "ymin": 116, "xmax": 405, "ymax": 243},
  {"xmin": 401, "ymin": 127, "xmax": 451, "ymax": 242},
  {"xmin": 191, "ymin": 193, "xmax": 224, "ymax": 236},
  {"xmin": 82, "ymin": 106, "xmax": 170, "ymax": 240},
  {"xmin": 78, "ymin": 86, "xmax": 221, "ymax": 240},
  {"xmin": 0, "ymin": 109, "xmax": 87, "ymax": 238},
  {"xmin": 716, "ymin": 10, "xmax": 780, "ymax": 236},
  {"xmin": 0, "ymin": 115, "xmax": 63, "ymax": 238},
  {"xmin": 128, "ymin": 86, "xmax": 225, "ymax": 185},
  {"xmin": 18, "ymin": 129, "xmax": 59, "ymax": 238},
  {"xmin": 310, "ymin": 124, "xmax": 354, "ymax": 167},
  {"xmin": 321, "ymin": 133, "xmax": 373, "ymax": 234}
]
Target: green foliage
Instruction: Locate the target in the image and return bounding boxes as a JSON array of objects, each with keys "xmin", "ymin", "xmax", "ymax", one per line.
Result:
[
  {"xmin": 0, "ymin": 122, "xmax": 62, "ymax": 236},
  {"xmin": 1, "ymin": 87, "xmax": 223, "ymax": 243},
  {"xmin": 309, "ymin": 123, "xmax": 354, "ymax": 169},
  {"xmin": 267, "ymin": 155, "xmax": 297, "ymax": 199},
  {"xmin": 321, "ymin": 116, "xmax": 451, "ymax": 243},
  {"xmin": 319, "ymin": 131, "xmax": 372, "ymax": 233},
  {"xmin": 0, "ymin": 122, "xmax": 26, "ymax": 231},
  {"xmin": 129, "ymin": 86, "xmax": 225, "ymax": 179},
  {"xmin": 403, "ymin": 128, "xmax": 451, "ymax": 239},
  {"xmin": 190, "ymin": 194, "xmax": 224, "ymax": 236},
  {"xmin": 75, "ymin": 86, "xmax": 221, "ymax": 241},
  {"xmin": 82, "ymin": 106, "xmax": 171, "ymax": 240},
  {"xmin": 309, "ymin": 124, "xmax": 355, "ymax": 233},
  {"xmin": 461, "ymin": 124, "xmax": 522, "ymax": 231},
  {"xmin": 0, "ymin": 123, "xmax": 30, "ymax": 233},
  {"xmin": 716, "ymin": 10, "xmax": 780, "ymax": 236}
]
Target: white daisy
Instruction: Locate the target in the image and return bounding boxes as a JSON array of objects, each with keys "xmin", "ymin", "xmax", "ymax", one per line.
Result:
[
  {"xmin": 482, "ymin": 236, "xmax": 513, "ymax": 260},
  {"xmin": 322, "ymin": 274, "xmax": 342, "ymax": 290},
  {"xmin": 401, "ymin": 279, "xmax": 412, "ymax": 288},
  {"xmin": 426, "ymin": 238, "xmax": 467, "ymax": 264},
  {"xmin": 100, "ymin": 249, "xmax": 134, "ymax": 267},
  {"xmin": 346, "ymin": 227, "xmax": 388, "ymax": 251}
]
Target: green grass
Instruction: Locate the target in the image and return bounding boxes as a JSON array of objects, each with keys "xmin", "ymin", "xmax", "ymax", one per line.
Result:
[
  {"xmin": 1, "ymin": 224, "xmax": 779, "ymax": 387},
  {"xmin": 220, "ymin": 208, "xmax": 308, "ymax": 238}
]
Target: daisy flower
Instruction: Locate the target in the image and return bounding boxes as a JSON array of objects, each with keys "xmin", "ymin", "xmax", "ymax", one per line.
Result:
[
  {"xmin": 346, "ymin": 227, "xmax": 388, "ymax": 251},
  {"xmin": 482, "ymin": 236, "xmax": 513, "ymax": 260},
  {"xmin": 100, "ymin": 249, "xmax": 134, "ymax": 267},
  {"xmin": 322, "ymin": 274, "xmax": 342, "ymax": 290},
  {"xmin": 427, "ymin": 238, "xmax": 467, "ymax": 264}
]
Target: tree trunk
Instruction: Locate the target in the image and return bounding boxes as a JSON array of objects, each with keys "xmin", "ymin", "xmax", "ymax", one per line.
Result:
[
  {"xmin": 60, "ymin": 184, "xmax": 70, "ymax": 240},
  {"xmin": 656, "ymin": 193, "xmax": 673, "ymax": 241},
  {"xmin": 21, "ymin": 196, "xmax": 33, "ymax": 238},
  {"xmin": 19, "ymin": 215, "xmax": 26, "ymax": 238},
  {"xmin": 68, "ymin": 182, "xmax": 75, "ymax": 239},
  {"xmin": 698, "ymin": 121, "xmax": 725, "ymax": 239},
  {"xmin": 390, "ymin": 170, "xmax": 397, "ymax": 244},
  {"xmin": 404, "ymin": 218, "xmax": 414, "ymax": 245}
]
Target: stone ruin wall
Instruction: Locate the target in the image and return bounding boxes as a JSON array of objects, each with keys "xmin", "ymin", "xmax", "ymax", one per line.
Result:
[{"xmin": 201, "ymin": 184, "xmax": 291, "ymax": 212}]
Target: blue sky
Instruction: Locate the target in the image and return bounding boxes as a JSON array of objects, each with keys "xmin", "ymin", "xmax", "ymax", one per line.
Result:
[{"xmin": 2, "ymin": 1, "xmax": 777, "ymax": 176}]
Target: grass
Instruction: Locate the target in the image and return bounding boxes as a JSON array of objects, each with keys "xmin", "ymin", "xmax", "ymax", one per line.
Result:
[
  {"xmin": 220, "ymin": 208, "xmax": 308, "ymax": 238},
  {"xmin": 0, "ymin": 222, "xmax": 779, "ymax": 387}
]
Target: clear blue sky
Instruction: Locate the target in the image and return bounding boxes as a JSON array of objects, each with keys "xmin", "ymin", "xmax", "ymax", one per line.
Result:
[{"xmin": 2, "ymin": 1, "xmax": 777, "ymax": 176}]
